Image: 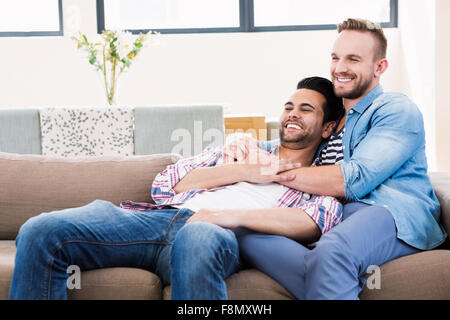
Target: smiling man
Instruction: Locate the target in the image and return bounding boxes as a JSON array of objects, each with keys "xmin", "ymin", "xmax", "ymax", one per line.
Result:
[
  {"xmin": 238, "ymin": 18, "xmax": 447, "ymax": 300},
  {"xmin": 10, "ymin": 77, "xmax": 344, "ymax": 300}
]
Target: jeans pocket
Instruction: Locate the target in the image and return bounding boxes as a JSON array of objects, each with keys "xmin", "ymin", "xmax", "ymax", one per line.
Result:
[{"xmin": 163, "ymin": 209, "xmax": 194, "ymax": 244}]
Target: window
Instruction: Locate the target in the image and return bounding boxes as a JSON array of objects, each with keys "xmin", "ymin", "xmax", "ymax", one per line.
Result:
[
  {"xmin": 98, "ymin": 0, "xmax": 242, "ymax": 34},
  {"xmin": 97, "ymin": 0, "xmax": 397, "ymax": 34},
  {"xmin": 253, "ymin": 0, "xmax": 397, "ymax": 31},
  {"xmin": 0, "ymin": 0, "xmax": 63, "ymax": 37}
]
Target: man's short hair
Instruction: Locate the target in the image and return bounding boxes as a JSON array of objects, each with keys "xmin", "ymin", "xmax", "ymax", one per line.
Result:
[
  {"xmin": 297, "ymin": 77, "xmax": 344, "ymax": 123},
  {"xmin": 337, "ymin": 18, "xmax": 387, "ymax": 61}
]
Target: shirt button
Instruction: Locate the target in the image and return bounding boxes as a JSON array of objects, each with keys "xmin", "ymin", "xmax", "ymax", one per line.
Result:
[
  {"xmin": 383, "ymin": 205, "xmax": 389, "ymax": 208},
  {"xmin": 349, "ymin": 110, "xmax": 354, "ymax": 114},
  {"xmin": 370, "ymin": 201, "xmax": 375, "ymax": 204}
]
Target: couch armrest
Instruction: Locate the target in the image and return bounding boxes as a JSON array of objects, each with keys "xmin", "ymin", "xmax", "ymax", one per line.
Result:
[{"xmin": 429, "ymin": 172, "xmax": 450, "ymax": 236}]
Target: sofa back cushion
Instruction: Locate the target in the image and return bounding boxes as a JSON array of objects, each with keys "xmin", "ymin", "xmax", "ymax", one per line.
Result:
[
  {"xmin": 0, "ymin": 109, "xmax": 42, "ymax": 154},
  {"xmin": 134, "ymin": 105, "xmax": 224, "ymax": 156},
  {"xmin": 430, "ymin": 172, "xmax": 450, "ymax": 240},
  {"xmin": 0, "ymin": 152, "xmax": 181, "ymax": 240}
]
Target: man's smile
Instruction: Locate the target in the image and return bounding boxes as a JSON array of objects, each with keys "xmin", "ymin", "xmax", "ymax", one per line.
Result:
[
  {"xmin": 284, "ymin": 121, "xmax": 303, "ymax": 132},
  {"xmin": 337, "ymin": 77, "xmax": 353, "ymax": 83},
  {"xmin": 334, "ymin": 74, "xmax": 356, "ymax": 86}
]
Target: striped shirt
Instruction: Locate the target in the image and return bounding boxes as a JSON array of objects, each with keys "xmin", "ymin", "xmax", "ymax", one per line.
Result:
[
  {"xmin": 317, "ymin": 127, "xmax": 345, "ymax": 166},
  {"xmin": 120, "ymin": 147, "xmax": 343, "ymax": 234}
]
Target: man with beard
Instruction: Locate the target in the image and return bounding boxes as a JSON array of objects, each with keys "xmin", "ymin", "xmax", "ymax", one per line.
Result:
[
  {"xmin": 10, "ymin": 77, "xmax": 344, "ymax": 299},
  {"xmin": 238, "ymin": 18, "xmax": 446, "ymax": 300}
]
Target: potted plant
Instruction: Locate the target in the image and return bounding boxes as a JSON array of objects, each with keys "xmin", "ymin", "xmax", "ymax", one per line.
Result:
[{"xmin": 72, "ymin": 29, "xmax": 157, "ymax": 106}]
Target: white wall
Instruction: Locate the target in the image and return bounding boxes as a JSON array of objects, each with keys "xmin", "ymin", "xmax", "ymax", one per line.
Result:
[
  {"xmin": 1, "ymin": 0, "xmax": 447, "ymax": 170},
  {"xmin": 435, "ymin": 0, "xmax": 450, "ymax": 171},
  {"xmin": 398, "ymin": 0, "xmax": 436, "ymax": 170},
  {"xmin": 0, "ymin": 0, "xmax": 404, "ymax": 118}
]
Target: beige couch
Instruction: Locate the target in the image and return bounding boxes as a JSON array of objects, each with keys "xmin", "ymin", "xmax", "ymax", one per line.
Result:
[{"xmin": 0, "ymin": 151, "xmax": 449, "ymax": 300}]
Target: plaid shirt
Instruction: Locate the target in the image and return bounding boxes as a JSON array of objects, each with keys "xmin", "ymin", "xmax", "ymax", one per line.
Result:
[{"xmin": 120, "ymin": 146, "xmax": 343, "ymax": 234}]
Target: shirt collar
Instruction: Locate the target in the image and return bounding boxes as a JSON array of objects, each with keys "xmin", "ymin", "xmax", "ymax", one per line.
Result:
[
  {"xmin": 270, "ymin": 143, "xmax": 280, "ymax": 156},
  {"xmin": 351, "ymin": 84, "xmax": 384, "ymax": 114}
]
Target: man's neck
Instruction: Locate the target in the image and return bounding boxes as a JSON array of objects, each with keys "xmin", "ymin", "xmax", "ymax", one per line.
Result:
[
  {"xmin": 343, "ymin": 82, "xmax": 379, "ymax": 111},
  {"xmin": 278, "ymin": 144, "xmax": 317, "ymax": 167},
  {"xmin": 338, "ymin": 83, "xmax": 380, "ymax": 131}
]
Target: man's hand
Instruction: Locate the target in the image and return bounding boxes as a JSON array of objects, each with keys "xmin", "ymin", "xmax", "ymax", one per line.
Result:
[
  {"xmin": 222, "ymin": 133, "xmax": 260, "ymax": 163},
  {"xmin": 186, "ymin": 209, "xmax": 240, "ymax": 229},
  {"xmin": 186, "ymin": 208, "xmax": 322, "ymax": 243},
  {"xmin": 222, "ymin": 133, "xmax": 300, "ymax": 184},
  {"xmin": 238, "ymin": 156, "xmax": 301, "ymax": 184}
]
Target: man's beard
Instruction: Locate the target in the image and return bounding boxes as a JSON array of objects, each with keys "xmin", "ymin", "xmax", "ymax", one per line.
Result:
[
  {"xmin": 333, "ymin": 75, "xmax": 372, "ymax": 100},
  {"xmin": 279, "ymin": 125, "xmax": 309, "ymax": 146}
]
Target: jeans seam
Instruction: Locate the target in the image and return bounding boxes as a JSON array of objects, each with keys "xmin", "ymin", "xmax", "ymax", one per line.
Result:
[
  {"xmin": 162, "ymin": 208, "xmax": 192, "ymax": 243},
  {"xmin": 45, "ymin": 239, "xmax": 168, "ymax": 300},
  {"xmin": 222, "ymin": 248, "xmax": 239, "ymax": 278}
]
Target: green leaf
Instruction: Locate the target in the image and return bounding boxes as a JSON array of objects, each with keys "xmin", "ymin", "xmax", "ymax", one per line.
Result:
[
  {"xmin": 89, "ymin": 55, "xmax": 96, "ymax": 64},
  {"xmin": 121, "ymin": 59, "xmax": 131, "ymax": 68}
]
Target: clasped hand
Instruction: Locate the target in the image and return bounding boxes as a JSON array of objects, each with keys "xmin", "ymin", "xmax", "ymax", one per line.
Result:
[{"xmin": 222, "ymin": 133, "xmax": 301, "ymax": 184}]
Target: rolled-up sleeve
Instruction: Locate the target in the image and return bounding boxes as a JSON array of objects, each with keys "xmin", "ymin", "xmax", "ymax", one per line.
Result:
[
  {"xmin": 151, "ymin": 147, "xmax": 223, "ymax": 205},
  {"xmin": 340, "ymin": 98, "xmax": 424, "ymax": 201},
  {"xmin": 298, "ymin": 195, "xmax": 343, "ymax": 234}
]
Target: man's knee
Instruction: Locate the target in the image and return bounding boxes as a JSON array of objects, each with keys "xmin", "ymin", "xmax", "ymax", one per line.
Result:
[
  {"xmin": 308, "ymin": 229, "xmax": 356, "ymax": 267},
  {"xmin": 173, "ymin": 222, "xmax": 238, "ymax": 261},
  {"xmin": 15, "ymin": 201, "xmax": 106, "ymax": 249},
  {"xmin": 16, "ymin": 212, "xmax": 66, "ymax": 250}
]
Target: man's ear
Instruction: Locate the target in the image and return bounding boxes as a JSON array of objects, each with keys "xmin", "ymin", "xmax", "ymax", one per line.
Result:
[
  {"xmin": 374, "ymin": 58, "xmax": 388, "ymax": 78},
  {"xmin": 322, "ymin": 121, "xmax": 336, "ymax": 139}
]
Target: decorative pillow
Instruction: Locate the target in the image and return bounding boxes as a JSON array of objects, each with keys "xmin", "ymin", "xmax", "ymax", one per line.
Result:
[
  {"xmin": 0, "ymin": 152, "xmax": 181, "ymax": 240},
  {"xmin": 40, "ymin": 107, "xmax": 134, "ymax": 157}
]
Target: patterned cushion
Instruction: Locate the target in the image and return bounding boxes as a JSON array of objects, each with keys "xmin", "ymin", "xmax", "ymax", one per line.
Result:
[{"xmin": 40, "ymin": 107, "xmax": 134, "ymax": 157}]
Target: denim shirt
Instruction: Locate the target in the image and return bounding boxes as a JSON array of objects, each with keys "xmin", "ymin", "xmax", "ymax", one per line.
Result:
[{"xmin": 261, "ymin": 85, "xmax": 447, "ymax": 250}]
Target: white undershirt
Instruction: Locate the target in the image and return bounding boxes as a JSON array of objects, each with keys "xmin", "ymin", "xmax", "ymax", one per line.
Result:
[{"xmin": 175, "ymin": 182, "xmax": 289, "ymax": 212}]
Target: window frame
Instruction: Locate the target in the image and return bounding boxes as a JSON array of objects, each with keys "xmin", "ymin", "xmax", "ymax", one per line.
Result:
[
  {"xmin": 96, "ymin": 0, "xmax": 398, "ymax": 34},
  {"xmin": 0, "ymin": 0, "xmax": 64, "ymax": 37}
]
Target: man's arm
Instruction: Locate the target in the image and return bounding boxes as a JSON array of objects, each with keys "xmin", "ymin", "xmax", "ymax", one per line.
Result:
[
  {"xmin": 172, "ymin": 164, "xmax": 244, "ymax": 194},
  {"xmin": 278, "ymin": 99, "xmax": 424, "ymax": 201},
  {"xmin": 186, "ymin": 207, "xmax": 322, "ymax": 243},
  {"xmin": 152, "ymin": 147, "xmax": 298, "ymax": 205},
  {"xmin": 173, "ymin": 160, "xmax": 299, "ymax": 194},
  {"xmin": 278, "ymin": 165, "xmax": 345, "ymax": 198}
]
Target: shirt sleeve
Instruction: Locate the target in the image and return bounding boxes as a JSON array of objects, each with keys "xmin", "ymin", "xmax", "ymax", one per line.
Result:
[
  {"xmin": 151, "ymin": 147, "xmax": 223, "ymax": 205},
  {"xmin": 340, "ymin": 96, "xmax": 424, "ymax": 201},
  {"xmin": 296, "ymin": 195, "xmax": 343, "ymax": 234}
]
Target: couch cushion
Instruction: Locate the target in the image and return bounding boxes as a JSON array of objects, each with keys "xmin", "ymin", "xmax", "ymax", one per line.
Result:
[
  {"xmin": 226, "ymin": 269, "xmax": 294, "ymax": 300},
  {"xmin": 430, "ymin": 172, "xmax": 450, "ymax": 236},
  {"xmin": 0, "ymin": 241, "xmax": 15, "ymax": 300},
  {"xmin": 40, "ymin": 107, "xmax": 134, "ymax": 157},
  {"xmin": 359, "ymin": 250, "xmax": 450, "ymax": 300},
  {"xmin": 134, "ymin": 105, "xmax": 224, "ymax": 157},
  {"xmin": 163, "ymin": 251, "xmax": 450, "ymax": 300},
  {"xmin": 0, "ymin": 108, "xmax": 41, "ymax": 154},
  {"xmin": 0, "ymin": 241, "xmax": 162, "ymax": 300},
  {"xmin": 67, "ymin": 267, "xmax": 162, "ymax": 300},
  {"xmin": 0, "ymin": 152, "xmax": 181, "ymax": 240},
  {"xmin": 162, "ymin": 268, "xmax": 295, "ymax": 300}
]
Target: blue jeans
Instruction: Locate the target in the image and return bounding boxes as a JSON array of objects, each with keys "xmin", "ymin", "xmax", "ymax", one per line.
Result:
[
  {"xmin": 237, "ymin": 202, "xmax": 421, "ymax": 299},
  {"xmin": 10, "ymin": 200, "xmax": 240, "ymax": 300}
]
